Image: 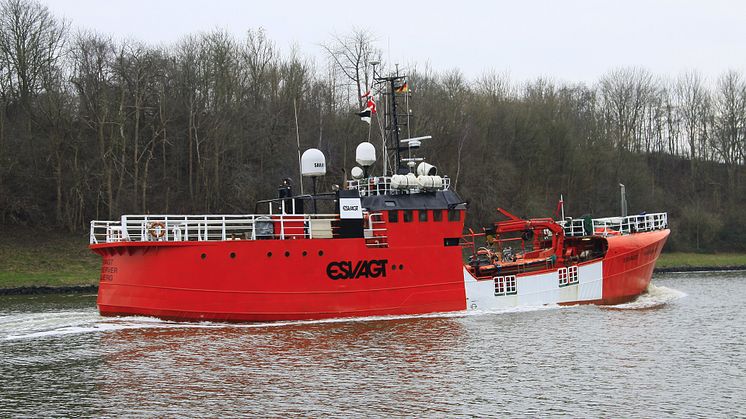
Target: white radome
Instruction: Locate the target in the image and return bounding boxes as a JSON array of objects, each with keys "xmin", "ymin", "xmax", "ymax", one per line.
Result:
[
  {"xmin": 301, "ymin": 148, "xmax": 326, "ymax": 177},
  {"xmin": 355, "ymin": 142, "xmax": 376, "ymax": 166}
]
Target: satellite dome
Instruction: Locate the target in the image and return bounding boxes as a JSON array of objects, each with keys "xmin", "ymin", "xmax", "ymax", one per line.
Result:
[
  {"xmin": 301, "ymin": 148, "xmax": 326, "ymax": 177},
  {"xmin": 351, "ymin": 166, "xmax": 364, "ymax": 179},
  {"xmin": 355, "ymin": 142, "xmax": 376, "ymax": 167}
]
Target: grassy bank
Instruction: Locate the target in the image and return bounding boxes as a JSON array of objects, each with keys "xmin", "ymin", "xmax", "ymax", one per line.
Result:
[
  {"xmin": 655, "ymin": 252, "xmax": 746, "ymax": 270},
  {"xmin": 1, "ymin": 227, "xmax": 746, "ymax": 290},
  {"xmin": 0, "ymin": 227, "xmax": 99, "ymax": 289}
]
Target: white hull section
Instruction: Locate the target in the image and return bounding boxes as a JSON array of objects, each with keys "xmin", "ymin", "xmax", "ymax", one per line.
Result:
[{"xmin": 464, "ymin": 261, "xmax": 604, "ymax": 310}]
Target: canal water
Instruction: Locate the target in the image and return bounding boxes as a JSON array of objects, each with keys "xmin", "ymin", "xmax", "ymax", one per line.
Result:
[{"xmin": 1, "ymin": 272, "xmax": 744, "ymax": 417}]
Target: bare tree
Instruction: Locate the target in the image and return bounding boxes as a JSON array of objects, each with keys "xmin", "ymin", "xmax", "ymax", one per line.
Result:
[
  {"xmin": 321, "ymin": 28, "xmax": 380, "ymax": 109},
  {"xmin": 0, "ymin": 0, "xmax": 67, "ymax": 106},
  {"xmin": 476, "ymin": 69, "xmax": 511, "ymax": 103},
  {"xmin": 598, "ymin": 67, "xmax": 657, "ymax": 152},
  {"xmin": 676, "ymin": 71, "xmax": 710, "ymax": 160},
  {"xmin": 712, "ymin": 70, "xmax": 746, "ymax": 192},
  {"xmin": 70, "ymin": 32, "xmax": 116, "ymax": 218}
]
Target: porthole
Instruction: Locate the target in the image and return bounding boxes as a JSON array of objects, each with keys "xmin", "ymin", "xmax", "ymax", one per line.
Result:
[
  {"xmin": 302, "ymin": 251, "xmax": 308, "ymax": 256},
  {"xmin": 399, "ymin": 264, "xmax": 404, "ymax": 270},
  {"xmin": 200, "ymin": 253, "xmax": 207, "ymax": 260},
  {"xmin": 267, "ymin": 252, "xmax": 272, "ymax": 258},
  {"xmin": 230, "ymin": 252, "xmax": 236, "ymax": 259},
  {"xmin": 285, "ymin": 251, "xmax": 290, "ymax": 257},
  {"xmin": 318, "ymin": 250, "xmax": 324, "ymax": 256}
]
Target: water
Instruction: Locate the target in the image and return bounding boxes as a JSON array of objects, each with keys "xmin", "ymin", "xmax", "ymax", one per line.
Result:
[{"xmin": 1, "ymin": 272, "xmax": 745, "ymax": 418}]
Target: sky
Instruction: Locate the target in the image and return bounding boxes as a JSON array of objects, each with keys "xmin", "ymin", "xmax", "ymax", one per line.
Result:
[{"xmin": 44, "ymin": 0, "xmax": 746, "ymax": 85}]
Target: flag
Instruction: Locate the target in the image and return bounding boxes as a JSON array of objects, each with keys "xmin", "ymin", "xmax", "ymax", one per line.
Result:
[
  {"xmin": 554, "ymin": 195, "xmax": 564, "ymax": 219},
  {"xmin": 395, "ymin": 81, "xmax": 409, "ymax": 93},
  {"xmin": 357, "ymin": 109, "xmax": 372, "ymax": 124},
  {"xmin": 357, "ymin": 95, "xmax": 376, "ymax": 124},
  {"xmin": 366, "ymin": 96, "xmax": 377, "ymax": 115}
]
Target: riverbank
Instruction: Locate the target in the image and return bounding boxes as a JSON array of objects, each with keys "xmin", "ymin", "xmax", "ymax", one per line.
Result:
[
  {"xmin": 655, "ymin": 252, "xmax": 746, "ymax": 273},
  {"xmin": 0, "ymin": 227, "xmax": 99, "ymax": 292},
  {"xmin": 1, "ymin": 229, "xmax": 745, "ymax": 294}
]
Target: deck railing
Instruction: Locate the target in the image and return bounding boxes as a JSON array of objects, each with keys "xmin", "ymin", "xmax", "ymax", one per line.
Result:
[
  {"xmin": 363, "ymin": 212, "xmax": 388, "ymax": 247},
  {"xmin": 559, "ymin": 212, "xmax": 668, "ymax": 237},
  {"xmin": 90, "ymin": 213, "xmax": 341, "ymax": 244},
  {"xmin": 346, "ymin": 176, "xmax": 451, "ymax": 196}
]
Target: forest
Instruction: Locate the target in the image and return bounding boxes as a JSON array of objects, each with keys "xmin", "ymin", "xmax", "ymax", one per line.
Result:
[{"xmin": 0, "ymin": 0, "xmax": 744, "ymax": 252}]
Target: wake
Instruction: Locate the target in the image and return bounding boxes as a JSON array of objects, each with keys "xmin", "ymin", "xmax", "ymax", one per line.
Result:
[
  {"xmin": 2, "ymin": 303, "xmax": 567, "ymax": 341},
  {"xmin": 608, "ymin": 284, "xmax": 687, "ymax": 310}
]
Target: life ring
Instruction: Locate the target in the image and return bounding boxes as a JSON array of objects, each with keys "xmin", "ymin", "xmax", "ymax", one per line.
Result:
[{"xmin": 148, "ymin": 221, "xmax": 166, "ymax": 238}]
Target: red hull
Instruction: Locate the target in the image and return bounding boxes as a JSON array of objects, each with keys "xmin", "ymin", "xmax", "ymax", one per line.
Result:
[
  {"xmin": 92, "ymin": 220, "xmax": 669, "ymax": 321},
  {"xmin": 600, "ymin": 229, "xmax": 670, "ymax": 304},
  {"xmin": 93, "ymin": 218, "xmax": 468, "ymax": 322}
]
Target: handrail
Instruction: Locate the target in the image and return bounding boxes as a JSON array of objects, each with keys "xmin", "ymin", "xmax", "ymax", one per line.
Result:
[
  {"xmin": 346, "ymin": 175, "xmax": 451, "ymax": 196},
  {"xmin": 90, "ymin": 213, "xmax": 340, "ymax": 244},
  {"xmin": 558, "ymin": 212, "xmax": 668, "ymax": 237}
]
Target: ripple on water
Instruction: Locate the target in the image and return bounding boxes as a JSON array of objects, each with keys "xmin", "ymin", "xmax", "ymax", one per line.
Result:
[{"xmin": 0, "ymin": 273, "xmax": 744, "ymax": 418}]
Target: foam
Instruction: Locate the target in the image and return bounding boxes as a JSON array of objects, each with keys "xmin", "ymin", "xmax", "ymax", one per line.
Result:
[
  {"xmin": 3, "ymin": 303, "xmax": 568, "ymax": 341},
  {"xmin": 607, "ymin": 284, "xmax": 687, "ymax": 309}
]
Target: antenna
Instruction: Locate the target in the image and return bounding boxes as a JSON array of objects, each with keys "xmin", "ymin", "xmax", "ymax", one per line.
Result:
[
  {"xmin": 294, "ymin": 98, "xmax": 303, "ymax": 194},
  {"xmin": 370, "ymin": 61, "xmax": 386, "ymax": 176}
]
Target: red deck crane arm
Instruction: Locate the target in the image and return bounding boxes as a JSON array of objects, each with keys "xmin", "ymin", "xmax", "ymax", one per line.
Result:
[{"xmin": 492, "ymin": 216, "xmax": 566, "ymax": 265}]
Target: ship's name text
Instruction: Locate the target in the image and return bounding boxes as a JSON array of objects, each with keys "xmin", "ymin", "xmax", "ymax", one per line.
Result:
[{"xmin": 327, "ymin": 259, "xmax": 388, "ymax": 280}]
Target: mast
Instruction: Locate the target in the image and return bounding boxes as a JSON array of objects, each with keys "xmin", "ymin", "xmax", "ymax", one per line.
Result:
[
  {"xmin": 388, "ymin": 77, "xmax": 403, "ymax": 173},
  {"xmin": 375, "ymin": 75, "xmax": 406, "ymax": 174},
  {"xmin": 371, "ymin": 62, "xmax": 407, "ymax": 176}
]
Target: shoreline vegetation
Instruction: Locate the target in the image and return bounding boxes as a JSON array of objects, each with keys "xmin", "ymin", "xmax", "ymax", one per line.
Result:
[
  {"xmin": 0, "ymin": 1, "xmax": 745, "ymax": 255},
  {"xmin": 0, "ymin": 229, "xmax": 744, "ymax": 295}
]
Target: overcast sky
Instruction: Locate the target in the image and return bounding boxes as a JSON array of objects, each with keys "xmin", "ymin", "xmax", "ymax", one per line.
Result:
[{"xmin": 45, "ymin": 0, "xmax": 746, "ymax": 85}]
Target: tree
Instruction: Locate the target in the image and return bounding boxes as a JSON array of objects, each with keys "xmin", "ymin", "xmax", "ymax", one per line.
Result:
[
  {"xmin": 0, "ymin": 0, "xmax": 67, "ymax": 107},
  {"xmin": 711, "ymin": 70, "xmax": 746, "ymax": 194},
  {"xmin": 321, "ymin": 28, "xmax": 380, "ymax": 109},
  {"xmin": 598, "ymin": 67, "xmax": 657, "ymax": 152},
  {"xmin": 676, "ymin": 71, "xmax": 710, "ymax": 161}
]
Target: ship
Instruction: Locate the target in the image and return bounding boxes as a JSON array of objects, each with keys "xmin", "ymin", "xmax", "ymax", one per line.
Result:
[{"xmin": 89, "ymin": 66, "xmax": 670, "ymax": 322}]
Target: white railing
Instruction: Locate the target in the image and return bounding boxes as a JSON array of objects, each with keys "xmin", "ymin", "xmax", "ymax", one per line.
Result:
[
  {"xmin": 363, "ymin": 212, "xmax": 388, "ymax": 247},
  {"xmin": 559, "ymin": 212, "xmax": 668, "ymax": 237},
  {"xmin": 90, "ymin": 213, "xmax": 340, "ymax": 244},
  {"xmin": 347, "ymin": 176, "xmax": 451, "ymax": 196}
]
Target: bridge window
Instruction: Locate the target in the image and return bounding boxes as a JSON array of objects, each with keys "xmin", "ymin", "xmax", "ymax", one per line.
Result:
[
  {"xmin": 403, "ymin": 210, "xmax": 413, "ymax": 222},
  {"xmin": 433, "ymin": 210, "xmax": 443, "ymax": 221},
  {"xmin": 448, "ymin": 209, "xmax": 461, "ymax": 222},
  {"xmin": 388, "ymin": 210, "xmax": 398, "ymax": 223},
  {"xmin": 419, "ymin": 210, "xmax": 428, "ymax": 222}
]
